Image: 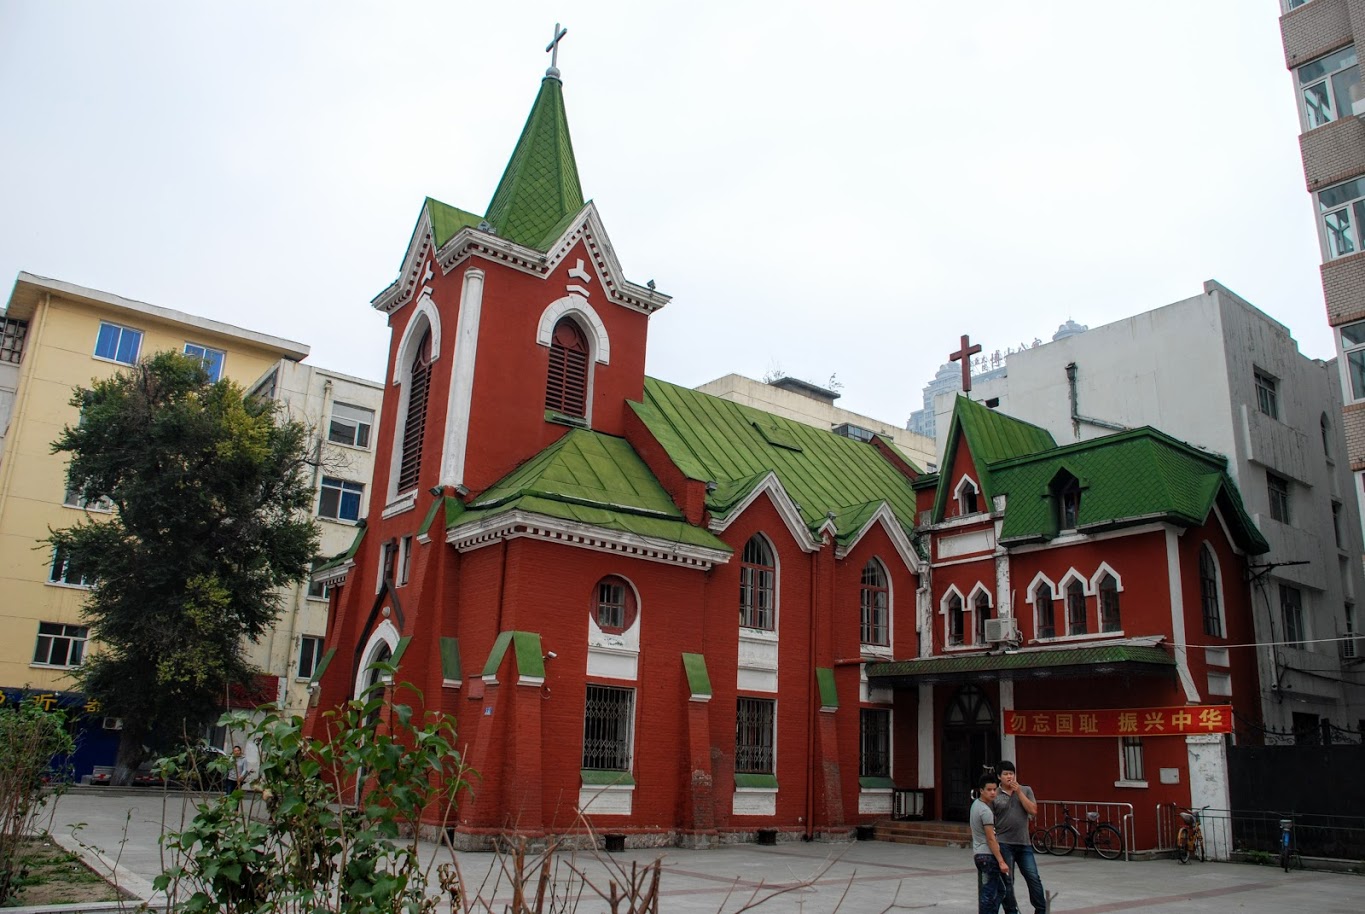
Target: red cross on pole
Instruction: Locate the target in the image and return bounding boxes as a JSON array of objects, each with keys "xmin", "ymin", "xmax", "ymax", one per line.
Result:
[{"xmin": 949, "ymin": 334, "xmax": 982, "ymax": 392}]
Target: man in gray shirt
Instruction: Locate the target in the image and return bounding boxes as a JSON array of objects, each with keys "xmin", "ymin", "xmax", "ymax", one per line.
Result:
[
  {"xmin": 991, "ymin": 760, "xmax": 1047, "ymax": 914},
  {"xmin": 970, "ymin": 773, "xmax": 1010, "ymax": 914}
]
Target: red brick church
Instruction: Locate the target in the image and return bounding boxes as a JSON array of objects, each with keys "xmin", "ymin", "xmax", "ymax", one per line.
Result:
[{"xmin": 306, "ymin": 49, "xmax": 1268, "ymax": 851}]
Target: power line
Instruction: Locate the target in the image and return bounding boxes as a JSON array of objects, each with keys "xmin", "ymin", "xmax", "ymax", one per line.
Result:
[{"xmin": 1173, "ymin": 634, "xmax": 1360, "ymax": 650}]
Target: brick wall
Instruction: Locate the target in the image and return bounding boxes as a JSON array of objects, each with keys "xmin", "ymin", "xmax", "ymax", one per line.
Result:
[
  {"xmin": 1322, "ymin": 251, "xmax": 1365, "ymax": 326},
  {"xmin": 1301, "ymin": 116, "xmax": 1365, "ymax": 190},
  {"xmin": 1281, "ymin": 0, "xmax": 1352, "ymax": 67},
  {"xmin": 1343, "ymin": 400, "xmax": 1365, "ymax": 468}
]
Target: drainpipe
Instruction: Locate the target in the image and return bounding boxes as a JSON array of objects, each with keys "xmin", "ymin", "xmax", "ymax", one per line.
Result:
[
  {"xmin": 805, "ymin": 541, "xmax": 819, "ymax": 841},
  {"xmin": 1065, "ymin": 363, "xmax": 1127, "ymax": 438}
]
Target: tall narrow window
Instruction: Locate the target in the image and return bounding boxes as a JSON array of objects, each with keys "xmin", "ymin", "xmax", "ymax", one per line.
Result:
[
  {"xmin": 582, "ymin": 684, "xmax": 634, "ymax": 771},
  {"xmin": 1254, "ymin": 369, "xmax": 1279, "ymax": 419},
  {"xmin": 1199, "ymin": 545, "xmax": 1222, "ymax": 637},
  {"xmin": 1281, "ymin": 584, "xmax": 1305, "ymax": 647},
  {"xmin": 1098, "ymin": 573, "xmax": 1121, "ymax": 633},
  {"xmin": 860, "ymin": 559, "xmax": 889, "ymax": 646},
  {"xmin": 397, "ymin": 536, "xmax": 413, "ymax": 586},
  {"xmin": 1058, "ymin": 478, "xmax": 1081, "ymax": 529},
  {"xmin": 297, "ymin": 635, "xmax": 325, "ymax": 680},
  {"xmin": 1119, "ymin": 737, "xmax": 1145, "ymax": 783},
  {"xmin": 948, "ymin": 594, "xmax": 964, "ymax": 646},
  {"xmin": 1333, "ymin": 502, "xmax": 1344, "ymax": 548},
  {"xmin": 397, "ymin": 329, "xmax": 432, "ymax": 493},
  {"xmin": 1066, "ymin": 579, "xmax": 1087, "ymax": 636},
  {"xmin": 859, "ymin": 708, "xmax": 891, "ymax": 778},
  {"xmin": 1035, "ymin": 582, "xmax": 1056, "ymax": 639},
  {"xmin": 974, "ymin": 591, "xmax": 992, "ymax": 645},
  {"xmin": 1267, "ymin": 472, "xmax": 1291, "ymax": 524},
  {"xmin": 545, "ymin": 318, "xmax": 589, "ymax": 418},
  {"xmin": 1322, "ymin": 413, "xmax": 1333, "ymax": 459},
  {"xmin": 957, "ymin": 478, "xmax": 979, "ymax": 515},
  {"xmin": 735, "ymin": 697, "xmax": 776, "ymax": 775},
  {"xmin": 739, "ymin": 536, "xmax": 775, "ymax": 630}
]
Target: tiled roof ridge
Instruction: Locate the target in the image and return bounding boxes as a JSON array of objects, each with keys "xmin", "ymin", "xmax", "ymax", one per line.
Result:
[{"xmin": 987, "ymin": 424, "xmax": 1231, "ymax": 472}]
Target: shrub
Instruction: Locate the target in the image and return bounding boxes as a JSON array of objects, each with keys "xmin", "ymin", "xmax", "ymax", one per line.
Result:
[{"xmin": 0, "ymin": 696, "xmax": 77, "ymax": 903}]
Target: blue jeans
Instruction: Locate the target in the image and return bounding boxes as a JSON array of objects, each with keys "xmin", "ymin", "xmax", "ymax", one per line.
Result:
[
  {"xmin": 974, "ymin": 854, "xmax": 1007, "ymax": 914},
  {"xmin": 999, "ymin": 843, "xmax": 1047, "ymax": 914}
]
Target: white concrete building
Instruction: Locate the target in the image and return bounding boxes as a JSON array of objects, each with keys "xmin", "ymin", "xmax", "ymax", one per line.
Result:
[
  {"xmin": 933, "ymin": 280, "xmax": 1365, "ymax": 738},
  {"xmin": 247, "ymin": 360, "xmax": 384, "ymax": 718}
]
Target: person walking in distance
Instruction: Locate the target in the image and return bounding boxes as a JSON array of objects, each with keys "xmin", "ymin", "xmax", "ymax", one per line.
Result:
[
  {"xmin": 971, "ymin": 773, "xmax": 1011, "ymax": 914},
  {"xmin": 225, "ymin": 745, "xmax": 250, "ymax": 794},
  {"xmin": 992, "ymin": 760, "xmax": 1048, "ymax": 914}
]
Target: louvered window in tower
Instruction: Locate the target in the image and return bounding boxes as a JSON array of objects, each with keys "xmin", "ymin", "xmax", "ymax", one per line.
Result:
[
  {"xmin": 397, "ymin": 329, "xmax": 432, "ymax": 493},
  {"xmin": 546, "ymin": 318, "xmax": 589, "ymax": 417}
]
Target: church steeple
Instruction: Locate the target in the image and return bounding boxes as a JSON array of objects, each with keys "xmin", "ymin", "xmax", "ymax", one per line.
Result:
[{"xmin": 483, "ymin": 55, "xmax": 585, "ymax": 251}]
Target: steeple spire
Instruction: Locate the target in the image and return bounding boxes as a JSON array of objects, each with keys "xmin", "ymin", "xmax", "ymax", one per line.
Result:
[{"xmin": 483, "ymin": 25, "xmax": 585, "ymax": 251}]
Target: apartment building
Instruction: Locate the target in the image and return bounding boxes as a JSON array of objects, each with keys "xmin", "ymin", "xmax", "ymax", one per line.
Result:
[
  {"xmin": 245, "ymin": 360, "xmax": 382, "ymax": 718},
  {"xmin": 0, "ymin": 273, "xmax": 309, "ymax": 774}
]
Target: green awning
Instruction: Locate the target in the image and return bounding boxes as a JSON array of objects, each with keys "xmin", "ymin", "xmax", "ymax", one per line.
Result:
[{"xmin": 866, "ymin": 644, "xmax": 1175, "ymax": 687}]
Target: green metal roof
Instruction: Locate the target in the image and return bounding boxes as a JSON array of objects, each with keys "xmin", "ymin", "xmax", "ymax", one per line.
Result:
[
  {"xmin": 313, "ymin": 525, "xmax": 366, "ymax": 573},
  {"xmin": 452, "ymin": 428, "xmax": 729, "ymax": 553},
  {"xmin": 933, "ymin": 396, "xmax": 1056, "ymax": 522},
  {"xmin": 866, "ymin": 644, "xmax": 1175, "ymax": 685},
  {"xmin": 483, "ymin": 76, "xmax": 586, "ymax": 250},
  {"xmin": 427, "ymin": 198, "xmax": 485, "ymax": 249},
  {"xmin": 989, "ymin": 427, "xmax": 1269, "ymax": 553},
  {"xmin": 629, "ymin": 378, "xmax": 919, "ymax": 545}
]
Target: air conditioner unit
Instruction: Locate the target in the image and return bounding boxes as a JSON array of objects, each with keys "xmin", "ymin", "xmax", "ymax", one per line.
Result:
[
  {"xmin": 102, "ymin": 717, "xmax": 124, "ymax": 730},
  {"xmin": 984, "ymin": 618, "xmax": 1020, "ymax": 644}
]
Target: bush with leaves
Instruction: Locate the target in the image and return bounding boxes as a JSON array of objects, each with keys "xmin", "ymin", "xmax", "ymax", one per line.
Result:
[
  {"xmin": 156, "ymin": 670, "xmax": 471, "ymax": 914},
  {"xmin": 0, "ymin": 697, "xmax": 77, "ymax": 903}
]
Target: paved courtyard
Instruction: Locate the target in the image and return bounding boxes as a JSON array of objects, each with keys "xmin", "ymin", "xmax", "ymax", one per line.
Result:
[{"xmin": 38, "ymin": 790, "xmax": 1361, "ymax": 913}]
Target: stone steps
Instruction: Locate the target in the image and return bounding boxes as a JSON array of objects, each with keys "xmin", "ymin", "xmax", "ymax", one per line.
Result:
[{"xmin": 873, "ymin": 819, "xmax": 972, "ymax": 848}]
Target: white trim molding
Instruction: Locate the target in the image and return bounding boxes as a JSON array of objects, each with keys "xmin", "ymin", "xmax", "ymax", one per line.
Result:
[
  {"xmin": 448, "ymin": 510, "xmax": 731, "ymax": 570},
  {"xmin": 708, "ymin": 472, "xmax": 822, "ymax": 552},
  {"xmin": 440, "ymin": 268, "xmax": 485, "ymax": 489},
  {"xmin": 536, "ymin": 294, "xmax": 611, "ymax": 365},
  {"xmin": 834, "ymin": 502, "xmax": 922, "ymax": 573}
]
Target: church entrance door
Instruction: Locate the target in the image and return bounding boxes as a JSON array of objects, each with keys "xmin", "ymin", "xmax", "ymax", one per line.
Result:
[{"xmin": 940, "ymin": 685, "xmax": 999, "ymax": 822}]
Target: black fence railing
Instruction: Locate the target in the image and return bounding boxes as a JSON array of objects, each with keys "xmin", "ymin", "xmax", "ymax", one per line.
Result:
[{"xmin": 1156, "ymin": 805, "xmax": 1365, "ymax": 861}]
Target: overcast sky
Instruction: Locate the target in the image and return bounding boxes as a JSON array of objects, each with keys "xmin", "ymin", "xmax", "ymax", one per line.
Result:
[{"xmin": 0, "ymin": 1, "xmax": 1324, "ymax": 425}]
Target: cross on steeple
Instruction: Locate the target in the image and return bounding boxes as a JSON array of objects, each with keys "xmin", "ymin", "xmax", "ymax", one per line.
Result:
[
  {"xmin": 545, "ymin": 23, "xmax": 568, "ymax": 77},
  {"xmin": 949, "ymin": 333, "xmax": 983, "ymax": 392}
]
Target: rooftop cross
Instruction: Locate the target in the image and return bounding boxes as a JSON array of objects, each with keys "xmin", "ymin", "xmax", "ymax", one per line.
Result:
[
  {"xmin": 545, "ymin": 22, "xmax": 568, "ymax": 78},
  {"xmin": 949, "ymin": 333, "xmax": 982, "ymax": 392}
]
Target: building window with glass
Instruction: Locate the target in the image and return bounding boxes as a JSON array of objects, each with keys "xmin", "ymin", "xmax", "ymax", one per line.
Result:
[
  {"xmin": 94, "ymin": 322, "xmax": 143, "ymax": 365},
  {"xmin": 183, "ymin": 343, "xmax": 226, "ymax": 382},
  {"xmin": 1281, "ymin": 584, "xmax": 1305, "ymax": 647},
  {"xmin": 860, "ymin": 708, "xmax": 891, "ymax": 778},
  {"xmin": 49, "ymin": 545, "xmax": 94, "ymax": 587},
  {"xmin": 1318, "ymin": 176, "xmax": 1365, "ymax": 260},
  {"xmin": 1098, "ymin": 573, "xmax": 1121, "ymax": 633},
  {"xmin": 582, "ymin": 684, "xmax": 634, "ymax": 771},
  {"xmin": 318, "ymin": 476, "xmax": 364, "ymax": 522},
  {"xmin": 297, "ymin": 635, "xmax": 325, "ymax": 680},
  {"xmin": 947, "ymin": 593, "xmax": 965, "ymax": 646},
  {"xmin": 1119, "ymin": 736, "xmax": 1145, "ymax": 783},
  {"xmin": 739, "ymin": 536, "xmax": 776, "ymax": 630},
  {"xmin": 735, "ymin": 697, "xmax": 776, "ymax": 775},
  {"xmin": 33, "ymin": 622, "xmax": 88, "ymax": 668},
  {"xmin": 1066, "ymin": 579, "xmax": 1087, "ymax": 636},
  {"xmin": 1254, "ymin": 369, "xmax": 1279, "ymax": 419},
  {"xmin": 1199, "ymin": 545, "xmax": 1223, "ymax": 638},
  {"xmin": 860, "ymin": 559, "xmax": 890, "ymax": 646},
  {"xmin": 1267, "ymin": 472, "xmax": 1291, "ymax": 524},
  {"xmin": 328, "ymin": 402, "xmax": 375, "ymax": 449},
  {"xmin": 1034, "ymin": 582, "xmax": 1056, "ymax": 639},
  {"xmin": 1343, "ymin": 322, "xmax": 1365, "ymax": 402},
  {"xmin": 1298, "ymin": 45, "xmax": 1360, "ymax": 129}
]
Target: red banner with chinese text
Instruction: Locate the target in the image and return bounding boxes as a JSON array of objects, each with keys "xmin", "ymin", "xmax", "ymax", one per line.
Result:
[{"xmin": 1005, "ymin": 706, "xmax": 1233, "ymax": 738}]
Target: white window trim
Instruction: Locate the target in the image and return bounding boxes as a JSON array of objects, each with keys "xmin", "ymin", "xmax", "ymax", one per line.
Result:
[
  {"xmin": 354, "ymin": 619, "xmax": 399, "ymax": 699},
  {"xmin": 1114, "ymin": 737, "xmax": 1148, "ymax": 789},
  {"xmin": 388, "ymin": 305, "xmax": 440, "ymax": 500},
  {"xmin": 953, "ymin": 475, "xmax": 981, "ymax": 515},
  {"xmin": 183, "ymin": 342, "xmax": 227, "ymax": 381},
  {"xmin": 1199, "ymin": 542, "xmax": 1225, "ymax": 639},
  {"xmin": 295, "ymin": 635, "xmax": 325, "ymax": 682},
  {"xmin": 739, "ymin": 533, "xmax": 780, "ymax": 636},
  {"xmin": 1317, "ymin": 177, "xmax": 1365, "ymax": 261},
  {"xmin": 940, "ymin": 584, "xmax": 969, "ymax": 650},
  {"xmin": 966, "ymin": 582, "xmax": 992, "ymax": 646},
  {"xmin": 1026, "ymin": 572, "xmax": 1058, "ymax": 640},
  {"xmin": 327, "ymin": 402, "xmax": 376, "ymax": 451},
  {"xmin": 859, "ymin": 557, "xmax": 893, "ymax": 654},
  {"xmin": 536, "ymin": 294, "xmax": 611, "ymax": 365},
  {"xmin": 1296, "ymin": 43, "xmax": 1360, "ymax": 131},
  {"xmin": 1338, "ymin": 322, "xmax": 1365, "ymax": 404},
  {"xmin": 92, "ymin": 321, "xmax": 143, "ymax": 366}
]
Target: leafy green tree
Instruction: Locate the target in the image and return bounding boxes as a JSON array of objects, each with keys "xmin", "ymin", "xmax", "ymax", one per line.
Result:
[{"xmin": 48, "ymin": 351, "xmax": 319, "ymax": 783}]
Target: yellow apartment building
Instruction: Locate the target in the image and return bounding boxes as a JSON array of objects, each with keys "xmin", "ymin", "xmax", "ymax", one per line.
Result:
[{"xmin": 0, "ymin": 273, "xmax": 309, "ymax": 765}]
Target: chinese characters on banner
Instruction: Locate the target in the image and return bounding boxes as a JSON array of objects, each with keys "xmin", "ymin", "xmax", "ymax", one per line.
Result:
[{"xmin": 1005, "ymin": 705, "xmax": 1233, "ymax": 737}]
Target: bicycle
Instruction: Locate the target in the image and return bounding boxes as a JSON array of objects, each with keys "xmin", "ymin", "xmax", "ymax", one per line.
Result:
[
  {"xmin": 1045, "ymin": 804, "xmax": 1124, "ymax": 860},
  {"xmin": 1175, "ymin": 805, "xmax": 1207, "ymax": 864},
  {"xmin": 1030, "ymin": 825, "xmax": 1050, "ymax": 854}
]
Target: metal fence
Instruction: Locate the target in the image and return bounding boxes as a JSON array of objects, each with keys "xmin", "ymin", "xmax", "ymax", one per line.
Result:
[
  {"xmin": 1155, "ymin": 804, "xmax": 1365, "ymax": 861},
  {"xmin": 1031, "ymin": 799, "xmax": 1135, "ymax": 862}
]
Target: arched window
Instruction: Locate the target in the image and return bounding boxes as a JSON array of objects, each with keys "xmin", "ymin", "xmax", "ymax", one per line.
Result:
[
  {"xmin": 396, "ymin": 328, "xmax": 432, "ymax": 493},
  {"xmin": 739, "ymin": 535, "xmax": 776, "ymax": 630},
  {"xmin": 593, "ymin": 575, "xmax": 638, "ymax": 635},
  {"xmin": 1066, "ymin": 579, "xmax": 1087, "ymax": 636},
  {"xmin": 974, "ymin": 590, "xmax": 992, "ymax": 645},
  {"xmin": 1200, "ymin": 544, "xmax": 1223, "ymax": 637},
  {"xmin": 1098, "ymin": 573, "xmax": 1121, "ymax": 632},
  {"xmin": 860, "ymin": 559, "xmax": 890, "ymax": 646},
  {"xmin": 948, "ymin": 593, "xmax": 965, "ymax": 646},
  {"xmin": 546, "ymin": 317, "xmax": 589, "ymax": 418},
  {"xmin": 1034, "ymin": 581, "xmax": 1056, "ymax": 639},
  {"xmin": 956, "ymin": 477, "xmax": 979, "ymax": 515}
]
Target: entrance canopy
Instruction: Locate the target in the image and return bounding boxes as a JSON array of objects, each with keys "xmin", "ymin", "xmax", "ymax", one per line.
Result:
[{"xmin": 866, "ymin": 643, "xmax": 1174, "ymax": 687}]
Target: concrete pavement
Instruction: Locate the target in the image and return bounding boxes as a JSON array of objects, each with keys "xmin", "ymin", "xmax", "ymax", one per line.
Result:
[{"xmin": 38, "ymin": 790, "xmax": 1362, "ymax": 913}]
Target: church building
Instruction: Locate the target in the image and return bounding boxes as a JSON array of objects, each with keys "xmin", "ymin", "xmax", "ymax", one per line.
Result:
[{"xmin": 306, "ymin": 50, "xmax": 1268, "ymax": 852}]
